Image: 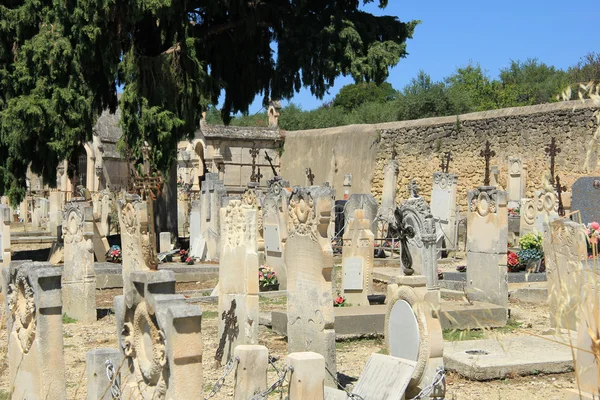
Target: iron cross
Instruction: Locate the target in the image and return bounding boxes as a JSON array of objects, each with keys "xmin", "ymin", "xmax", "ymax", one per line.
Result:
[
  {"xmin": 545, "ymin": 137, "xmax": 561, "ymax": 186},
  {"xmin": 555, "ymin": 175, "xmax": 567, "ymax": 217},
  {"xmin": 440, "ymin": 151, "xmax": 452, "ymax": 173},
  {"xmin": 480, "ymin": 141, "xmax": 496, "ymax": 186},
  {"xmin": 264, "ymin": 151, "xmax": 278, "ymax": 176},
  {"xmin": 391, "ymin": 208, "xmax": 415, "ymax": 276},
  {"xmin": 256, "ymin": 167, "xmax": 263, "ymax": 184},
  {"xmin": 305, "ymin": 168, "xmax": 315, "ymax": 185},
  {"xmin": 249, "ymin": 143, "xmax": 260, "ymax": 183},
  {"xmin": 408, "ymin": 179, "xmax": 419, "ymax": 198}
]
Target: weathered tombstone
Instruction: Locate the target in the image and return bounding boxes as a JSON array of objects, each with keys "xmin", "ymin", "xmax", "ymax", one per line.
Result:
[
  {"xmin": 342, "ymin": 209, "xmax": 374, "ymax": 306},
  {"xmin": 31, "ymin": 201, "xmax": 42, "ymax": 228},
  {"xmin": 216, "ymin": 199, "xmax": 260, "ymax": 365},
  {"xmin": 542, "ymin": 218, "xmax": 587, "ymax": 331},
  {"xmin": 351, "ymin": 353, "xmax": 417, "ymax": 400},
  {"xmin": 430, "ymin": 172, "xmax": 458, "ymax": 252},
  {"xmin": 285, "ymin": 187, "xmax": 336, "ymax": 383},
  {"xmin": 385, "ymin": 281, "xmax": 445, "ymax": 399},
  {"xmin": 507, "ymin": 157, "xmax": 527, "ymax": 208},
  {"xmin": 2, "ymin": 261, "xmax": 66, "ymax": 400},
  {"xmin": 520, "ymin": 191, "xmax": 559, "ymax": 236},
  {"xmin": 177, "ymin": 191, "xmax": 191, "ymax": 238},
  {"xmin": 86, "ymin": 348, "xmax": 123, "ymax": 400},
  {"xmin": 262, "ymin": 178, "xmax": 291, "ymax": 289},
  {"xmin": 114, "ymin": 270, "xmax": 203, "ymax": 399},
  {"xmin": 287, "ymin": 352, "xmax": 326, "ymax": 400},
  {"xmin": 0, "ymin": 204, "xmax": 11, "ymax": 266},
  {"xmin": 466, "ymin": 187, "xmax": 509, "ymax": 308},
  {"xmin": 196, "ymin": 173, "xmax": 227, "ymax": 260},
  {"xmin": 62, "ymin": 199, "xmax": 97, "ymax": 323},
  {"xmin": 159, "ymin": 231, "xmax": 172, "ymax": 253},
  {"xmin": 344, "ymin": 193, "xmax": 378, "ymax": 238},
  {"xmin": 378, "ymin": 157, "xmax": 400, "ymax": 224},
  {"xmin": 396, "ymin": 182, "xmax": 439, "ymax": 289},
  {"xmin": 241, "ymin": 182, "xmax": 265, "ymax": 252},
  {"xmin": 233, "ymin": 345, "xmax": 268, "ymax": 400},
  {"xmin": 189, "ymin": 199, "xmax": 205, "ymax": 258},
  {"xmin": 48, "ymin": 189, "xmax": 63, "ymax": 235},
  {"xmin": 571, "ymin": 176, "xmax": 600, "ymax": 224}
]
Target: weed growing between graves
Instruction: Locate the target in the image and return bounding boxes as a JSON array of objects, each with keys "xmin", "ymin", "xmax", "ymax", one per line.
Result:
[
  {"xmin": 62, "ymin": 314, "xmax": 77, "ymax": 324},
  {"xmin": 259, "ymin": 296, "xmax": 287, "ymax": 308},
  {"xmin": 202, "ymin": 311, "xmax": 219, "ymax": 319},
  {"xmin": 443, "ymin": 329, "xmax": 485, "ymax": 341},
  {"xmin": 0, "ymin": 390, "xmax": 8, "ymax": 400}
]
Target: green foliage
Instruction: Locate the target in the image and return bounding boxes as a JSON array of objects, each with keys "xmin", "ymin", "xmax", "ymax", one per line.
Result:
[
  {"xmin": 498, "ymin": 59, "xmax": 568, "ymax": 106},
  {"xmin": 62, "ymin": 314, "xmax": 77, "ymax": 324},
  {"xmin": 443, "ymin": 328, "xmax": 485, "ymax": 341},
  {"xmin": 398, "ymin": 70, "xmax": 452, "ymax": 120},
  {"xmin": 0, "ymin": 0, "xmax": 418, "ymax": 204},
  {"xmin": 519, "ymin": 232, "xmax": 543, "ymax": 251},
  {"xmin": 568, "ymin": 52, "xmax": 600, "ymax": 84},
  {"xmin": 333, "ymin": 82, "xmax": 397, "ymax": 111}
]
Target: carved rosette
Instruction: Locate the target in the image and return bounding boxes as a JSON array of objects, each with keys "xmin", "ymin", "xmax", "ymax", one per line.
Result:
[
  {"xmin": 7, "ymin": 273, "xmax": 36, "ymax": 353},
  {"xmin": 468, "ymin": 189, "xmax": 498, "ymax": 217},
  {"xmin": 223, "ymin": 200, "xmax": 250, "ymax": 249},
  {"xmin": 522, "ymin": 198, "xmax": 536, "ymax": 225},
  {"xmin": 432, "ymin": 172, "xmax": 453, "ymax": 190},
  {"xmin": 62, "ymin": 205, "xmax": 84, "ymax": 245},
  {"xmin": 287, "ymin": 188, "xmax": 318, "ymax": 240},
  {"xmin": 509, "ymin": 157, "xmax": 522, "ymax": 176}
]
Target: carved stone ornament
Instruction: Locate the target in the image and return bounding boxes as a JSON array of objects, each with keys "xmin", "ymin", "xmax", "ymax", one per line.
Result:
[
  {"xmin": 509, "ymin": 158, "xmax": 522, "ymax": 176},
  {"xmin": 433, "ymin": 172, "xmax": 451, "ymax": 189},
  {"xmin": 62, "ymin": 205, "xmax": 84, "ymax": 245},
  {"xmin": 223, "ymin": 200, "xmax": 253, "ymax": 249},
  {"xmin": 468, "ymin": 189, "xmax": 498, "ymax": 217},
  {"xmin": 7, "ymin": 273, "xmax": 36, "ymax": 353},
  {"xmin": 287, "ymin": 187, "xmax": 318, "ymax": 240}
]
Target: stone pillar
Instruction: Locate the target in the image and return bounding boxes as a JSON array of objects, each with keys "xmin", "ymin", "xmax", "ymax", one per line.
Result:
[
  {"xmin": 86, "ymin": 348, "xmax": 122, "ymax": 400},
  {"xmin": 62, "ymin": 199, "xmax": 97, "ymax": 323},
  {"xmin": 431, "ymin": 172, "xmax": 458, "ymax": 251},
  {"xmin": 0, "ymin": 204, "xmax": 11, "ymax": 266},
  {"xmin": 379, "ymin": 158, "xmax": 399, "ymax": 224},
  {"xmin": 466, "ymin": 187, "xmax": 509, "ymax": 308},
  {"xmin": 507, "ymin": 157, "xmax": 527, "ymax": 208},
  {"xmin": 287, "ymin": 352, "xmax": 325, "ymax": 400},
  {"xmin": 48, "ymin": 189, "xmax": 63, "ymax": 235},
  {"xmin": 542, "ymin": 219, "xmax": 587, "ymax": 331},
  {"xmin": 2, "ymin": 261, "xmax": 66, "ymax": 400},
  {"xmin": 189, "ymin": 199, "xmax": 205, "ymax": 259},
  {"xmin": 262, "ymin": 178, "xmax": 291, "ymax": 290},
  {"xmin": 342, "ymin": 209, "xmax": 374, "ymax": 306},
  {"xmin": 216, "ymin": 200, "xmax": 260, "ymax": 365},
  {"xmin": 285, "ymin": 187, "xmax": 336, "ymax": 384},
  {"xmin": 114, "ymin": 270, "xmax": 203, "ymax": 399},
  {"xmin": 234, "ymin": 345, "xmax": 268, "ymax": 400}
]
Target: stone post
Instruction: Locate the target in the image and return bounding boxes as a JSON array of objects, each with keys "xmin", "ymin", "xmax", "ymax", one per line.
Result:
[
  {"xmin": 2, "ymin": 261, "xmax": 66, "ymax": 400},
  {"xmin": 379, "ymin": 158, "xmax": 399, "ymax": 223},
  {"xmin": 189, "ymin": 199, "xmax": 205, "ymax": 258},
  {"xmin": 507, "ymin": 157, "xmax": 527, "ymax": 208},
  {"xmin": 342, "ymin": 209, "xmax": 374, "ymax": 306},
  {"xmin": 86, "ymin": 348, "xmax": 123, "ymax": 400},
  {"xmin": 430, "ymin": 172, "xmax": 458, "ymax": 251},
  {"xmin": 234, "ymin": 345, "xmax": 268, "ymax": 400},
  {"xmin": 62, "ymin": 199, "xmax": 97, "ymax": 323},
  {"xmin": 216, "ymin": 199, "xmax": 260, "ymax": 365},
  {"xmin": 466, "ymin": 187, "xmax": 509, "ymax": 308},
  {"xmin": 0, "ymin": 204, "xmax": 11, "ymax": 266},
  {"xmin": 287, "ymin": 352, "xmax": 325, "ymax": 400}
]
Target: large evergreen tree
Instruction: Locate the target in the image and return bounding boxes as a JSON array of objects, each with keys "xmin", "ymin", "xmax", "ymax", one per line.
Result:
[{"xmin": 0, "ymin": 0, "xmax": 418, "ymax": 204}]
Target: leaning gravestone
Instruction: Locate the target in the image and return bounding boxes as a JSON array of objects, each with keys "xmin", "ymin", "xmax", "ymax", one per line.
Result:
[
  {"xmin": 571, "ymin": 176, "xmax": 600, "ymax": 224},
  {"xmin": 2, "ymin": 261, "xmax": 66, "ymax": 400}
]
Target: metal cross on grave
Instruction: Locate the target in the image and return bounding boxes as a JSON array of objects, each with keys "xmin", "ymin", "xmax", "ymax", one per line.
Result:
[
  {"xmin": 390, "ymin": 208, "xmax": 416, "ymax": 276},
  {"xmin": 264, "ymin": 151, "xmax": 278, "ymax": 176},
  {"xmin": 306, "ymin": 168, "xmax": 315, "ymax": 185},
  {"xmin": 131, "ymin": 142, "xmax": 163, "ymax": 200},
  {"xmin": 480, "ymin": 141, "xmax": 496, "ymax": 186},
  {"xmin": 555, "ymin": 175, "xmax": 567, "ymax": 217},
  {"xmin": 545, "ymin": 137, "xmax": 561, "ymax": 186},
  {"xmin": 440, "ymin": 151, "xmax": 452, "ymax": 173},
  {"xmin": 256, "ymin": 167, "xmax": 263, "ymax": 184},
  {"xmin": 249, "ymin": 143, "xmax": 260, "ymax": 183},
  {"xmin": 391, "ymin": 146, "xmax": 398, "ymax": 161},
  {"xmin": 408, "ymin": 179, "xmax": 420, "ymax": 198}
]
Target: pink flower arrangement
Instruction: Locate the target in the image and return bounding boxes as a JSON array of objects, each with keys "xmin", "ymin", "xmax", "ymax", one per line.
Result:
[
  {"xmin": 586, "ymin": 222, "xmax": 600, "ymax": 245},
  {"xmin": 186, "ymin": 257, "xmax": 194, "ymax": 265},
  {"xmin": 507, "ymin": 251, "xmax": 520, "ymax": 267},
  {"xmin": 334, "ymin": 296, "xmax": 346, "ymax": 307},
  {"xmin": 258, "ymin": 265, "xmax": 278, "ymax": 287}
]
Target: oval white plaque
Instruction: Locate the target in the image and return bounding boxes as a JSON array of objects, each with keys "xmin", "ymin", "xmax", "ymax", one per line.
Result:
[{"xmin": 388, "ymin": 300, "xmax": 420, "ymax": 362}]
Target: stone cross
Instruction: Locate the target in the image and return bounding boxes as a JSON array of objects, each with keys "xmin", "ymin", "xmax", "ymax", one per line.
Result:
[
  {"xmin": 480, "ymin": 141, "xmax": 496, "ymax": 186},
  {"xmin": 306, "ymin": 168, "xmax": 315, "ymax": 185},
  {"xmin": 555, "ymin": 175, "xmax": 567, "ymax": 217},
  {"xmin": 264, "ymin": 151, "xmax": 278, "ymax": 176},
  {"xmin": 408, "ymin": 180, "xmax": 419, "ymax": 198},
  {"xmin": 250, "ymin": 143, "xmax": 260, "ymax": 183},
  {"xmin": 440, "ymin": 151, "xmax": 452, "ymax": 173},
  {"xmin": 545, "ymin": 137, "xmax": 561, "ymax": 186}
]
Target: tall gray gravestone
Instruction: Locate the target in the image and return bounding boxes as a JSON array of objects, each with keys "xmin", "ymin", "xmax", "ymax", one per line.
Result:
[{"xmin": 571, "ymin": 176, "xmax": 600, "ymax": 224}]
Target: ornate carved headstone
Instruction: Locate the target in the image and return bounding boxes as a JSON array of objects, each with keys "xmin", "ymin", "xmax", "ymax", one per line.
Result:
[
  {"xmin": 430, "ymin": 172, "xmax": 458, "ymax": 252},
  {"xmin": 216, "ymin": 200, "xmax": 260, "ymax": 365},
  {"xmin": 285, "ymin": 187, "xmax": 336, "ymax": 383},
  {"xmin": 241, "ymin": 183, "xmax": 265, "ymax": 252},
  {"xmin": 2, "ymin": 261, "xmax": 66, "ymax": 399},
  {"xmin": 520, "ymin": 191, "xmax": 559, "ymax": 236},
  {"xmin": 507, "ymin": 157, "xmax": 527, "ymax": 208},
  {"xmin": 393, "ymin": 183, "xmax": 438, "ymax": 289},
  {"xmin": 262, "ymin": 178, "xmax": 291, "ymax": 289},
  {"xmin": 193, "ymin": 173, "xmax": 227, "ymax": 260},
  {"xmin": 114, "ymin": 270, "xmax": 203, "ymax": 399},
  {"xmin": 466, "ymin": 187, "xmax": 508, "ymax": 308},
  {"xmin": 62, "ymin": 199, "xmax": 96, "ymax": 323},
  {"xmin": 342, "ymin": 209, "xmax": 374, "ymax": 306}
]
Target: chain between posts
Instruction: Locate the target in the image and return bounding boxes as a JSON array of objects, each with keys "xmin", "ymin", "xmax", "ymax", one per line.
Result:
[
  {"xmin": 204, "ymin": 356, "xmax": 239, "ymax": 400},
  {"xmin": 410, "ymin": 367, "xmax": 446, "ymax": 400},
  {"xmin": 105, "ymin": 359, "xmax": 121, "ymax": 400},
  {"xmin": 325, "ymin": 365, "xmax": 365, "ymax": 400}
]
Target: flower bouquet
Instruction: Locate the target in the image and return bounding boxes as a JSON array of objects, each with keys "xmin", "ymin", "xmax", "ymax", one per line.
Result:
[
  {"xmin": 334, "ymin": 296, "xmax": 347, "ymax": 307},
  {"xmin": 106, "ymin": 245, "xmax": 122, "ymax": 263},
  {"xmin": 259, "ymin": 265, "xmax": 279, "ymax": 291}
]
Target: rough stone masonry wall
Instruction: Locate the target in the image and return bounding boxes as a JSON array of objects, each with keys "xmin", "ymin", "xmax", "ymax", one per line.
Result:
[{"xmin": 372, "ymin": 100, "xmax": 599, "ymax": 209}]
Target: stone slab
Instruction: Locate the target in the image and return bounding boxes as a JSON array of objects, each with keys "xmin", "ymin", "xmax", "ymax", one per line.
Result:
[
  {"xmin": 571, "ymin": 176, "xmax": 600, "ymax": 224},
  {"xmin": 272, "ymin": 300, "xmax": 508, "ymax": 337},
  {"xmin": 11, "ymin": 235, "xmax": 56, "ymax": 244},
  {"xmin": 443, "ymin": 271, "xmax": 547, "ymax": 283},
  {"xmin": 444, "ymin": 335, "xmax": 574, "ymax": 380},
  {"xmin": 352, "ymin": 353, "xmax": 416, "ymax": 400}
]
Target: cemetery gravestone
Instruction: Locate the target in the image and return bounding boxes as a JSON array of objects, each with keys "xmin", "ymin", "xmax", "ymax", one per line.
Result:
[
  {"xmin": 520, "ymin": 191, "xmax": 559, "ymax": 236},
  {"xmin": 189, "ymin": 199, "xmax": 206, "ymax": 259},
  {"xmin": 62, "ymin": 200, "xmax": 97, "ymax": 323},
  {"xmin": 430, "ymin": 172, "xmax": 458, "ymax": 252},
  {"xmin": 285, "ymin": 187, "xmax": 336, "ymax": 384},
  {"xmin": 2, "ymin": 261, "xmax": 66, "ymax": 400},
  {"xmin": 0, "ymin": 204, "xmax": 11, "ymax": 266},
  {"xmin": 571, "ymin": 176, "xmax": 600, "ymax": 224},
  {"xmin": 466, "ymin": 187, "xmax": 509, "ymax": 308},
  {"xmin": 242, "ymin": 183, "xmax": 265, "ymax": 252},
  {"xmin": 378, "ymin": 157, "xmax": 400, "ymax": 224},
  {"xmin": 216, "ymin": 200, "xmax": 260, "ymax": 365},
  {"xmin": 507, "ymin": 157, "xmax": 527, "ymax": 208},
  {"xmin": 344, "ymin": 193, "xmax": 378, "ymax": 239},
  {"xmin": 342, "ymin": 209, "xmax": 375, "ymax": 306},
  {"xmin": 262, "ymin": 178, "xmax": 291, "ymax": 289}
]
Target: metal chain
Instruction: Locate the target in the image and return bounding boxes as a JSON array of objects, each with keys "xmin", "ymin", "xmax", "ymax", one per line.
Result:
[
  {"xmin": 105, "ymin": 359, "xmax": 121, "ymax": 400},
  {"xmin": 324, "ymin": 365, "xmax": 365, "ymax": 400},
  {"xmin": 410, "ymin": 367, "xmax": 446, "ymax": 400},
  {"xmin": 204, "ymin": 356, "xmax": 239, "ymax": 400},
  {"xmin": 249, "ymin": 357, "xmax": 290, "ymax": 400}
]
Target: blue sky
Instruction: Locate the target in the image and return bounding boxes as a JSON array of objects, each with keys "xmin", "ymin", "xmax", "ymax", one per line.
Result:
[{"xmin": 240, "ymin": 0, "xmax": 598, "ymax": 113}]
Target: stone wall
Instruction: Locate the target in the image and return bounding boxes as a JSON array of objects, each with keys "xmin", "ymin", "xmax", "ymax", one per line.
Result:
[{"xmin": 281, "ymin": 100, "xmax": 598, "ymax": 209}]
